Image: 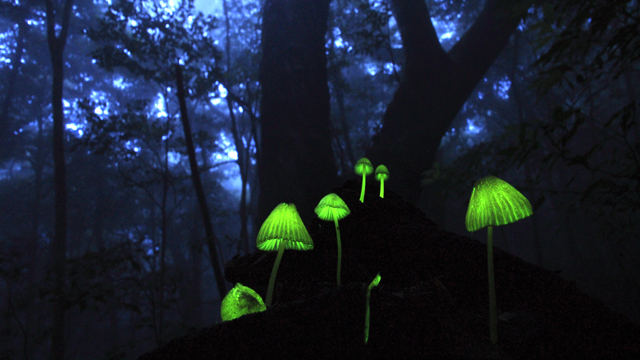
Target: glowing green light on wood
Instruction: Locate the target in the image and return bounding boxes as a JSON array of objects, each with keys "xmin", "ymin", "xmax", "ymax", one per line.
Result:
[
  {"xmin": 315, "ymin": 193, "xmax": 350, "ymax": 286},
  {"xmin": 354, "ymin": 157, "xmax": 373, "ymax": 203},
  {"xmin": 465, "ymin": 175, "xmax": 532, "ymax": 344},
  {"xmin": 221, "ymin": 283, "xmax": 266, "ymax": 322},
  {"xmin": 374, "ymin": 164, "xmax": 389, "ymax": 198},
  {"xmin": 256, "ymin": 203, "xmax": 313, "ymax": 307},
  {"xmin": 364, "ymin": 272, "xmax": 381, "ymax": 344}
]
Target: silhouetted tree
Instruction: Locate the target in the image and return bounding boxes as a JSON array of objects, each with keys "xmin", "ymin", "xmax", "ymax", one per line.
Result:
[{"xmin": 44, "ymin": 0, "xmax": 74, "ymax": 358}]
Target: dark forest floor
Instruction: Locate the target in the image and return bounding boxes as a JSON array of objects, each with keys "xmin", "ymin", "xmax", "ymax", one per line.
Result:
[{"xmin": 139, "ymin": 180, "xmax": 640, "ymax": 359}]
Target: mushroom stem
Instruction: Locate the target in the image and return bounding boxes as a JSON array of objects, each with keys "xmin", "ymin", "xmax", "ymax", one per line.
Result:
[
  {"xmin": 360, "ymin": 174, "xmax": 366, "ymax": 202},
  {"xmin": 266, "ymin": 240, "xmax": 287, "ymax": 307},
  {"xmin": 365, "ymin": 273, "xmax": 381, "ymax": 344},
  {"xmin": 487, "ymin": 225, "xmax": 497, "ymax": 344},
  {"xmin": 334, "ymin": 217, "xmax": 342, "ymax": 286},
  {"xmin": 379, "ymin": 179, "xmax": 385, "ymax": 198}
]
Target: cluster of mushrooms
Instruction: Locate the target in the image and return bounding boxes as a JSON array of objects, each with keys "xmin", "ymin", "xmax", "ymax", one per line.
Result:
[{"xmin": 220, "ymin": 159, "xmax": 533, "ymax": 347}]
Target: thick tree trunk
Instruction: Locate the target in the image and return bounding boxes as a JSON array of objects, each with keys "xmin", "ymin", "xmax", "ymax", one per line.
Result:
[
  {"xmin": 366, "ymin": 0, "xmax": 529, "ymax": 204},
  {"xmin": 258, "ymin": 0, "xmax": 337, "ymax": 223},
  {"xmin": 45, "ymin": 0, "xmax": 74, "ymax": 359}
]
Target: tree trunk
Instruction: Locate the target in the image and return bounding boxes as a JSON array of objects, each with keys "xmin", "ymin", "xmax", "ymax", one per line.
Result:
[
  {"xmin": 0, "ymin": 3, "xmax": 28, "ymax": 159},
  {"xmin": 366, "ymin": 0, "xmax": 529, "ymax": 204},
  {"xmin": 175, "ymin": 65, "xmax": 228, "ymax": 299},
  {"xmin": 44, "ymin": 0, "xmax": 74, "ymax": 359},
  {"xmin": 258, "ymin": 0, "xmax": 337, "ymax": 223}
]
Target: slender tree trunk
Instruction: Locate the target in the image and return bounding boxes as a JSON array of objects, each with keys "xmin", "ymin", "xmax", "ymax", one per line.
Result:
[
  {"xmin": 367, "ymin": 0, "xmax": 530, "ymax": 204},
  {"xmin": 157, "ymin": 105, "xmax": 171, "ymax": 345},
  {"xmin": 25, "ymin": 116, "xmax": 45, "ymax": 360},
  {"xmin": 227, "ymin": 100, "xmax": 251, "ymax": 255},
  {"xmin": 258, "ymin": 0, "xmax": 337, "ymax": 223},
  {"xmin": 0, "ymin": 2, "xmax": 28, "ymax": 158},
  {"xmin": 187, "ymin": 202, "xmax": 203, "ymax": 327},
  {"xmin": 44, "ymin": 0, "xmax": 74, "ymax": 359},
  {"xmin": 222, "ymin": 0, "xmax": 251, "ymax": 255},
  {"xmin": 175, "ymin": 65, "xmax": 228, "ymax": 299}
]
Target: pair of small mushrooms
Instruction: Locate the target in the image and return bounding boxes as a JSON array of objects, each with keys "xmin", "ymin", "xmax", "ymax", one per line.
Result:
[
  {"xmin": 251, "ymin": 194, "xmax": 351, "ymax": 308},
  {"xmin": 354, "ymin": 158, "xmax": 389, "ymax": 202}
]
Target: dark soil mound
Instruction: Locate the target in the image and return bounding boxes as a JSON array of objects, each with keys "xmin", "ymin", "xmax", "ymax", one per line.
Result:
[{"xmin": 139, "ymin": 180, "xmax": 640, "ymax": 359}]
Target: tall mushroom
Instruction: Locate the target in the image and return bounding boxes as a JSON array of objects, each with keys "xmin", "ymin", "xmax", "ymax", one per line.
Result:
[
  {"xmin": 354, "ymin": 157, "xmax": 373, "ymax": 203},
  {"xmin": 465, "ymin": 175, "xmax": 533, "ymax": 344},
  {"xmin": 315, "ymin": 193, "xmax": 351, "ymax": 286},
  {"xmin": 257, "ymin": 203, "xmax": 314, "ymax": 307}
]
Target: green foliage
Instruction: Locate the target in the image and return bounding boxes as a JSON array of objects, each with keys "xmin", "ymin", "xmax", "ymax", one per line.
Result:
[
  {"xmin": 532, "ymin": 0, "xmax": 640, "ymax": 91},
  {"xmin": 87, "ymin": 0, "xmax": 222, "ymax": 96},
  {"xmin": 518, "ymin": 0, "xmax": 640, "ymax": 242}
]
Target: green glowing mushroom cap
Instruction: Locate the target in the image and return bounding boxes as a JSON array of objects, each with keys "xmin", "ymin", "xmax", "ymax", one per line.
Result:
[
  {"xmin": 368, "ymin": 272, "xmax": 382, "ymax": 289},
  {"xmin": 220, "ymin": 283, "xmax": 266, "ymax": 322},
  {"xmin": 374, "ymin": 165, "xmax": 389, "ymax": 182},
  {"xmin": 354, "ymin": 157, "xmax": 374, "ymax": 176},
  {"xmin": 256, "ymin": 203, "xmax": 314, "ymax": 251},
  {"xmin": 315, "ymin": 193, "xmax": 350, "ymax": 221},
  {"xmin": 465, "ymin": 175, "xmax": 533, "ymax": 232}
]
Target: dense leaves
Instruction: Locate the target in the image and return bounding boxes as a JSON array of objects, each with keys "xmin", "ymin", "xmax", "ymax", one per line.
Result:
[{"xmin": 88, "ymin": 0, "xmax": 223, "ymax": 98}]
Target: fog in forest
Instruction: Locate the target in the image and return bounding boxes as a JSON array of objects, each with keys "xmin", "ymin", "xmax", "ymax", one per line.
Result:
[{"xmin": 1, "ymin": 0, "xmax": 639, "ymax": 359}]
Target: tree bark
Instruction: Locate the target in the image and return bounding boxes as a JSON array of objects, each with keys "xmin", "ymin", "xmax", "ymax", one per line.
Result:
[
  {"xmin": 44, "ymin": 0, "xmax": 74, "ymax": 359},
  {"xmin": 258, "ymin": 0, "xmax": 337, "ymax": 224},
  {"xmin": 366, "ymin": 0, "xmax": 530, "ymax": 204},
  {"xmin": 175, "ymin": 65, "xmax": 228, "ymax": 299},
  {"xmin": 0, "ymin": 2, "xmax": 28, "ymax": 159}
]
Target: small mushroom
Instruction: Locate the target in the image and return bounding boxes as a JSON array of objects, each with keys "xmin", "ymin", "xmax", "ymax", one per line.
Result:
[
  {"xmin": 354, "ymin": 157, "xmax": 374, "ymax": 203},
  {"xmin": 315, "ymin": 193, "xmax": 351, "ymax": 286},
  {"xmin": 364, "ymin": 272, "xmax": 381, "ymax": 344},
  {"xmin": 374, "ymin": 165, "xmax": 389, "ymax": 198},
  {"xmin": 220, "ymin": 283, "xmax": 266, "ymax": 322}
]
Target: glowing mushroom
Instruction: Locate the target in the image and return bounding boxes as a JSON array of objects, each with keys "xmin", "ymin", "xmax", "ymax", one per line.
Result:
[
  {"xmin": 220, "ymin": 283, "xmax": 266, "ymax": 322},
  {"xmin": 315, "ymin": 193, "xmax": 351, "ymax": 286},
  {"xmin": 354, "ymin": 157, "xmax": 373, "ymax": 203},
  {"xmin": 374, "ymin": 165, "xmax": 389, "ymax": 198},
  {"xmin": 465, "ymin": 175, "xmax": 533, "ymax": 344},
  {"xmin": 257, "ymin": 203, "xmax": 314, "ymax": 307}
]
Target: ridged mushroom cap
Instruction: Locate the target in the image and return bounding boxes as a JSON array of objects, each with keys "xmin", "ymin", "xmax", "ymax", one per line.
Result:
[
  {"xmin": 256, "ymin": 203, "xmax": 314, "ymax": 251},
  {"xmin": 465, "ymin": 175, "xmax": 533, "ymax": 232},
  {"xmin": 315, "ymin": 193, "xmax": 351, "ymax": 221}
]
